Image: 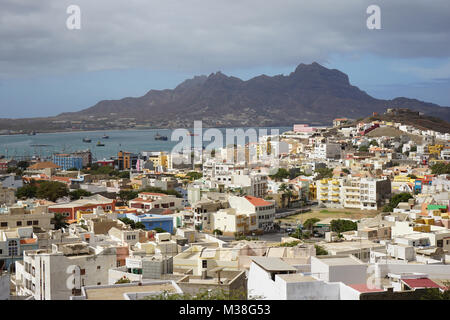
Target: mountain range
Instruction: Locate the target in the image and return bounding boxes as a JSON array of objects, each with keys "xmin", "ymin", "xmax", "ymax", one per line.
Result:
[{"xmin": 2, "ymin": 62, "xmax": 450, "ymax": 132}]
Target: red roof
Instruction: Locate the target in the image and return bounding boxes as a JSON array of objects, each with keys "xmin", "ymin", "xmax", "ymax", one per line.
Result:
[
  {"xmin": 244, "ymin": 196, "xmax": 273, "ymax": 207},
  {"xmin": 139, "ymin": 192, "xmax": 167, "ymax": 197},
  {"xmin": 402, "ymin": 278, "xmax": 441, "ymax": 289},
  {"xmin": 348, "ymin": 284, "xmax": 384, "ymax": 293},
  {"xmin": 20, "ymin": 238, "xmax": 37, "ymax": 245},
  {"xmin": 130, "ymin": 198, "xmax": 153, "ymax": 203}
]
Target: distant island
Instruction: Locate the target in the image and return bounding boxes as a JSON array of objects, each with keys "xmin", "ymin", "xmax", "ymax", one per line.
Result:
[{"xmin": 1, "ymin": 62, "xmax": 449, "ymax": 134}]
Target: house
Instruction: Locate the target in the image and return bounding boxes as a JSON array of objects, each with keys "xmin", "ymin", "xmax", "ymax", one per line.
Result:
[
  {"xmin": 0, "ymin": 227, "xmax": 38, "ymax": 272},
  {"xmin": 15, "ymin": 242, "xmax": 117, "ymax": 300},
  {"xmin": 48, "ymin": 194, "xmax": 116, "ymax": 221},
  {"xmin": 228, "ymin": 195, "xmax": 276, "ymax": 232},
  {"xmin": 129, "ymin": 192, "xmax": 183, "ymax": 213}
]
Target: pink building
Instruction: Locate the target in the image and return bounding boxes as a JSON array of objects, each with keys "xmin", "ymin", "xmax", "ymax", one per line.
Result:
[{"xmin": 293, "ymin": 124, "xmax": 316, "ymax": 133}]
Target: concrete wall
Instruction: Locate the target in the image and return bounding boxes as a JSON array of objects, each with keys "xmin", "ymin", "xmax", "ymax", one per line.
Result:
[
  {"xmin": 0, "ymin": 273, "xmax": 9, "ymax": 300},
  {"xmin": 375, "ymin": 263, "xmax": 450, "ymax": 279}
]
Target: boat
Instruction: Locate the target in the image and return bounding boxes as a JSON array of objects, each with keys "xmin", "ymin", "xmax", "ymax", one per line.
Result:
[
  {"xmin": 82, "ymin": 138, "xmax": 92, "ymax": 143},
  {"xmin": 102, "ymin": 134, "xmax": 109, "ymax": 139},
  {"xmin": 96, "ymin": 141, "xmax": 105, "ymax": 147},
  {"xmin": 154, "ymin": 132, "xmax": 168, "ymax": 141},
  {"xmin": 28, "ymin": 131, "xmax": 36, "ymax": 136}
]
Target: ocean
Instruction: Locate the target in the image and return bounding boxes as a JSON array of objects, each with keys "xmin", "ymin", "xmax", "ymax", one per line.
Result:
[{"xmin": 0, "ymin": 127, "xmax": 291, "ymax": 161}]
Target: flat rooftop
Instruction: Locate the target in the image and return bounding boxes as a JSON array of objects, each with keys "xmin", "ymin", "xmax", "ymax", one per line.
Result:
[
  {"xmin": 314, "ymin": 255, "xmax": 365, "ymax": 266},
  {"xmin": 85, "ymin": 283, "xmax": 176, "ymax": 300},
  {"xmin": 251, "ymin": 257, "xmax": 297, "ymax": 272},
  {"xmin": 277, "ymin": 273, "xmax": 317, "ymax": 283}
]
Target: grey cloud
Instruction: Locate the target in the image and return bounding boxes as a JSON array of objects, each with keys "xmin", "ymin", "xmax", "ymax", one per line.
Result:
[{"xmin": 0, "ymin": 0, "xmax": 449, "ymax": 78}]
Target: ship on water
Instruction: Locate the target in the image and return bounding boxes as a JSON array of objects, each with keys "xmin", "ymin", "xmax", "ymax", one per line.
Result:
[
  {"xmin": 82, "ymin": 138, "xmax": 92, "ymax": 143},
  {"xmin": 102, "ymin": 134, "xmax": 109, "ymax": 139},
  {"xmin": 154, "ymin": 132, "xmax": 168, "ymax": 141},
  {"xmin": 96, "ymin": 141, "xmax": 105, "ymax": 147}
]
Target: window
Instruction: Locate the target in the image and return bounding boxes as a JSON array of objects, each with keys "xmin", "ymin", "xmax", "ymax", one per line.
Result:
[
  {"xmin": 97, "ymin": 266, "xmax": 101, "ymax": 270},
  {"xmin": 97, "ymin": 282, "xmax": 101, "ymax": 285},
  {"xmin": 0, "ymin": 222, "xmax": 7, "ymax": 227},
  {"xmin": 16, "ymin": 221, "xmax": 22, "ymax": 226},
  {"xmin": 202, "ymin": 260, "xmax": 207, "ymax": 268},
  {"xmin": 80, "ymin": 269, "xmax": 86, "ymax": 275},
  {"xmin": 27, "ymin": 221, "xmax": 33, "ymax": 226},
  {"xmin": 8, "ymin": 240, "xmax": 18, "ymax": 256},
  {"xmin": 33, "ymin": 220, "xmax": 38, "ymax": 226}
]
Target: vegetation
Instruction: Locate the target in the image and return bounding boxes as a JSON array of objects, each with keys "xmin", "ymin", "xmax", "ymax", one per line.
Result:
[
  {"xmin": 278, "ymin": 183, "xmax": 294, "ymax": 208},
  {"xmin": 144, "ymin": 288, "xmax": 247, "ymax": 300},
  {"xmin": 342, "ymin": 168, "xmax": 350, "ymax": 174},
  {"xmin": 330, "ymin": 219, "xmax": 357, "ymax": 234},
  {"xmin": 358, "ymin": 145, "xmax": 369, "ymax": 152},
  {"xmin": 279, "ymin": 240, "xmax": 301, "ymax": 247},
  {"xmin": 234, "ymin": 232, "xmax": 258, "ymax": 241},
  {"xmin": 140, "ymin": 186, "xmax": 182, "ymax": 198},
  {"xmin": 315, "ymin": 167, "xmax": 333, "ymax": 180},
  {"xmin": 430, "ymin": 163, "xmax": 450, "ymax": 175},
  {"xmin": 269, "ymin": 168, "xmax": 290, "ymax": 181},
  {"xmin": 407, "ymin": 174, "xmax": 418, "ymax": 179},
  {"xmin": 420, "ymin": 283, "xmax": 450, "ymax": 300},
  {"xmin": 17, "ymin": 181, "xmax": 69, "ymax": 202},
  {"xmin": 315, "ymin": 245, "xmax": 328, "ymax": 256},
  {"xmin": 213, "ymin": 229, "xmax": 223, "ymax": 235},
  {"xmin": 83, "ymin": 164, "xmax": 130, "ymax": 179},
  {"xmin": 186, "ymin": 171, "xmax": 203, "ymax": 181},
  {"xmin": 153, "ymin": 227, "xmax": 167, "ymax": 233},
  {"xmin": 118, "ymin": 190, "xmax": 139, "ymax": 203},
  {"xmin": 382, "ymin": 192, "xmax": 413, "ymax": 212},
  {"xmin": 118, "ymin": 217, "xmax": 146, "ymax": 230},
  {"xmin": 303, "ymin": 218, "xmax": 320, "ymax": 232},
  {"xmin": 69, "ymin": 189, "xmax": 92, "ymax": 200},
  {"xmin": 369, "ymin": 140, "xmax": 379, "ymax": 147},
  {"xmin": 52, "ymin": 213, "xmax": 69, "ymax": 230},
  {"xmin": 115, "ymin": 277, "xmax": 131, "ymax": 284}
]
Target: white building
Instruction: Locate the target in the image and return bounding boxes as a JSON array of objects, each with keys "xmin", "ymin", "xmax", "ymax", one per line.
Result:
[{"xmin": 15, "ymin": 242, "xmax": 117, "ymax": 300}]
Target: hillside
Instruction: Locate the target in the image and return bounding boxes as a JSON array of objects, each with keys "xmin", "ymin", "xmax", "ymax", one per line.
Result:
[{"xmin": 1, "ymin": 62, "xmax": 450, "ymax": 132}]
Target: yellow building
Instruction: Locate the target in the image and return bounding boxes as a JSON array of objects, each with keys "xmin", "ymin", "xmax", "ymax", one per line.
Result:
[{"xmin": 428, "ymin": 145, "xmax": 444, "ymax": 155}]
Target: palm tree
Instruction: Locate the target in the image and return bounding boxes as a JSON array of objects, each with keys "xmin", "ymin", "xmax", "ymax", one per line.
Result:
[
  {"xmin": 52, "ymin": 213, "xmax": 68, "ymax": 230},
  {"xmin": 278, "ymin": 183, "xmax": 293, "ymax": 208}
]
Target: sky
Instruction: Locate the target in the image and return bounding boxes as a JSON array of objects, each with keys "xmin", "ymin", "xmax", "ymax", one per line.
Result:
[{"xmin": 0, "ymin": 0, "xmax": 449, "ymax": 118}]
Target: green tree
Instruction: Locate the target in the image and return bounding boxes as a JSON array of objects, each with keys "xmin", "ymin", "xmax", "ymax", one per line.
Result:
[
  {"xmin": 118, "ymin": 190, "xmax": 139, "ymax": 202},
  {"xmin": 315, "ymin": 167, "xmax": 333, "ymax": 180},
  {"xmin": 358, "ymin": 145, "xmax": 369, "ymax": 152},
  {"xmin": 135, "ymin": 222, "xmax": 146, "ymax": 230},
  {"xmin": 342, "ymin": 168, "xmax": 350, "ymax": 174},
  {"xmin": 330, "ymin": 219, "xmax": 357, "ymax": 234},
  {"xmin": 269, "ymin": 168, "xmax": 290, "ymax": 181},
  {"xmin": 213, "ymin": 229, "xmax": 223, "ymax": 236},
  {"xmin": 278, "ymin": 183, "xmax": 294, "ymax": 208},
  {"xmin": 430, "ymin": 163, "xmax": 450, "ymax": 175},
  {"xmin": 118, "ymin": 217, "xmax": 136, "ymax": 229},
  {"xmin": 153, "ymin": 227, "xmax": 167, "ymax": 233},
  {"xmin": 16, "ymin": 184, "xmax": 38, "ymax": 199},
  {"xmin": 69, "ymin": 189, "xmax": 92, "ymax": 200},
  {"xmin": 35, "ymin": 181, "xmax": 69, "ymax": 202},
  {"xmin": 369, "ymin": 140, "xmax": 379, "ymax": 147},
  {"xmin": 186, "ymin": 171, "xmax": 203, "ymax": 181},
  {"xmin": 303, "ymin": 218, "xmax": 320, "ymax": 233},
  {"xmin": 315, "ymin": 245, "xmax": 328, "ymax": 256},
  {"xmin": 383, "ymin": 192, "xmax": 413, "ymax": 212},
  {"xmin": 52, "ymin": 213, "xmax": 68, "ymax": 230}
]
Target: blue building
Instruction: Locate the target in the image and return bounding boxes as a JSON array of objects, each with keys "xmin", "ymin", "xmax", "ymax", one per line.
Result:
[
  {"xmin": 52, "ymin": 154, "xmax": 83, "ymax": 170},
  {"xmin": 0, "ymin": 227, "xmax": 38, "ymax": 272},
  {"xmin": 118, "ymin": 213, "xmax": 173, "ymax": 234}
]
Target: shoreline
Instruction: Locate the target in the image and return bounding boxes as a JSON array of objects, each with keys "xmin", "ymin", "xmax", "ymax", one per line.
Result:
[{"xmin": 0, "ymin": 125, "xmax": 305, "ymax": 137}]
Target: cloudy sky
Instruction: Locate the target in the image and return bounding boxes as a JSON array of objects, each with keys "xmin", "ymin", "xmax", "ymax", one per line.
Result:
[{"xmin": 0, "ymin": 0, "xmax": 449, "ymax": 118}]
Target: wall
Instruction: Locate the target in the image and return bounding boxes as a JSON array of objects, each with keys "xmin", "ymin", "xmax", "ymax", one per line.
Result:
[{"xmin": 0, "ymin": 273, "xmax": 9, "ymax": 300}]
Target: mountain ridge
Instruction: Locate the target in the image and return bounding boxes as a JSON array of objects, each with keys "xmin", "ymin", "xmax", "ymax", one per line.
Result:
[{"xmin": 2, "ymin": 62, "xmax": 449, "ymax": 133}]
